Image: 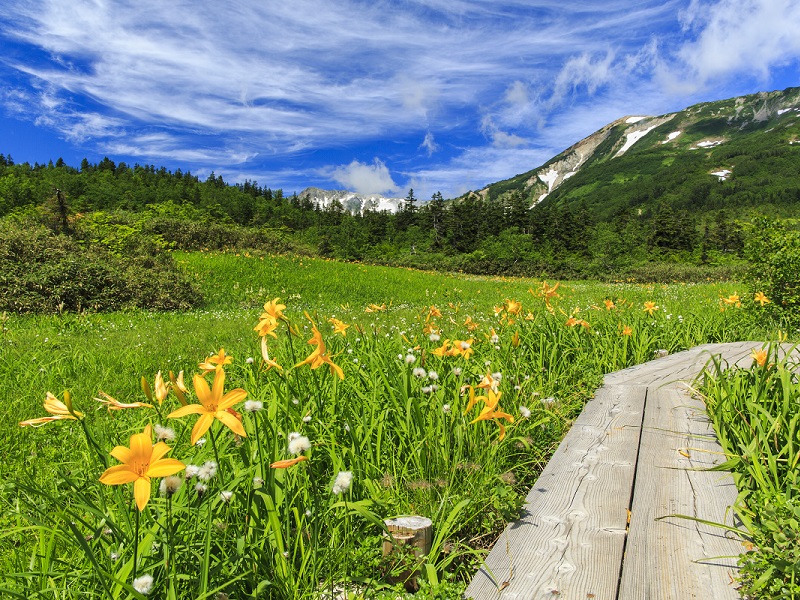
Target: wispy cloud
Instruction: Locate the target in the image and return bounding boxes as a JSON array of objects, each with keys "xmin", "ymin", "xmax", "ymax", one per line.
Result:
[{"xmin": 1, "ymin": 0, "xmax": 799, "ymax": 198}]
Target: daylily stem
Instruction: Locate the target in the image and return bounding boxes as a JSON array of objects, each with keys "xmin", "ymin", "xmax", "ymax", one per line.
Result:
[
  {"xmin": 209, "ymin": 427, "xmax": 225, "ymax": 486},
  {"xmin": 133, "ymin": 508, "xmax": 140, "ymax": 579}
]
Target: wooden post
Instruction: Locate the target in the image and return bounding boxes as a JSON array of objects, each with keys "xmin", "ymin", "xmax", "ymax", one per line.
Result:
[{"xmin": 382, "ymin": 516, "xmax": 433, "ymax": 591}]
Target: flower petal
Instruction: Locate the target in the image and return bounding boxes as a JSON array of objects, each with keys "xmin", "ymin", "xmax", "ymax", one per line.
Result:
[
  {"xmin": 110, "ymin": 445, "xmax": 133, "ymax": 463},
  {"xmin": 216, "ymin": 410, "xmax": 247, "ymax": 438},
  {"xmin": 99, "ymin": 465, "xmax": 139, "ymax": 485},
  {"xmin": 167, "ymin": 404, "xmax": 206, "ymax": 419},
  {"xmin": 191, "ymin": 413, "xmax": 215, "ymax": 446},
  {"xmin": 133, "ymin": 477, "xmax": 151, "ymax": 511},
  {"xmin": 194, "ymin": 372, "xmax": 212, "ymax": 407},
  {"xmin": 146, "ymin": 458, "xmax": 185, "ymax": 478},
  {"xmin": 218, "ymin": 388, "xmax": 247, "ymax": 410},
  {"xmin": 149, "ymin": 441, "xmax": 172, "ymax": 464}
]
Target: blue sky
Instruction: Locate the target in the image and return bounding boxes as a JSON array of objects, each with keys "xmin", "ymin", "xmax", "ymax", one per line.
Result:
[{"xmin": 1, "ymin": 0, "xmax": 799, "ymax": 199}]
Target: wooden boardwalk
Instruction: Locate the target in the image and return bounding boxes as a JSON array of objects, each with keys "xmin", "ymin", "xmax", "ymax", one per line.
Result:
[{"xmin": 465, "ymin": 341, "xmax": 765, "ymax": 600}]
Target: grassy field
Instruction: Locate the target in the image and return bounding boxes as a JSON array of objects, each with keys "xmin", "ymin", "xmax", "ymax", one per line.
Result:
[{"xmin": 0, "ymin": 251, "xmax": 780, "ymax": 598}]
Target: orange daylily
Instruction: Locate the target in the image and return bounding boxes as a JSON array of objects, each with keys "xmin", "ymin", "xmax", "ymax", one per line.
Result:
[
  {"xmin": 428, "ymin": 305, "xmax": 442, "ymax": 319},
  {"xmin": 262, "ymin": 297, "xmax": 286, "ymax": 321},
  {"xmin": 260, "ymin": 337, "xmax": 284, "ymax": 371},
  {"xmin": 95, "ymin": 391, "xmax": 153, "ymax": 411},
  {"xmin": 621, "ymin": 325, "xmax": 633, "ymax": 337},
  {"xmin": 751, "ymin": 348, "xmax": 768, "ymax": 368},
  {"xmin": 328, "ymin": 317, "xmax": 350, "ymax": 337},
  {"xmin": 504, "ymin": 298, "xmax": 522, "ymax": 315},
  {"xmin": 295, "ymin": 316, "xmax": 344, "ymax": 379},
  {"xmin": 565, "ymin": 317, "xmax": 590, "ymax": 329},
  {"xmin": 271, "ymin": 456, "xmax": 309, "ymax": 469},
  {"xmin": 449, "ymin": 339, "xmax": 474, "ymax": 359},
  {"xmin": 19, "ymin": 391, "xmax": 84, "ymax": 427},
  {"xmin": 423, "ymin": 322, "xmax": 440, "ymax": 335},
  {"xmin": 199, "ymin": 348, "xmax": 233, "ymax": 372},
  {"xmin": 365, "ymin": 303, "xmax": 387, "ymax": 313},
  {"xmin": 99, "ymin": 425, "xmax": 185, "ymax": 511},
  {"xmin": 476, "ymin": 372, "xmax": 500, "ymax": 393},
  {"xmin": 169, "ymin": 370, "xmax": 189, "ymax": 406},
  {"xmin": 754, "ymin": 292, "xmax": 770, "ymax": 306},
  {"xmin": 468, "ymin": 388, "xmax": 515, "ymax": 441},
  {"xmin": 168, "ymin": 367, "xmax": 247, "ymax": 445},
  {"xmin": 643, "ymin": 301, "xmax": 659, "ymax": 316},
  {"xmin": 463, "ymin": 316, "xmax": 479, "ymax": 331},
  {"xmin": 720, "ymin": 293, "xmax": 741, "ymax": 308},
  {"xmin": 431, "ymin": 339, "xmax": 451, "ymax": 357},
  {"xmin": 604, "ymin": 299, "xmax": 615, "ymax": 310}
]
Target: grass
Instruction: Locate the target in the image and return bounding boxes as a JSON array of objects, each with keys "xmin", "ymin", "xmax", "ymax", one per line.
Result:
[
  {"xmin": 0, "ymin": 250, "xmax": 781, "ymax": 598},
  {"xmin": 700, "ymin": 345, "xmax": 800, "ymax": 599}
]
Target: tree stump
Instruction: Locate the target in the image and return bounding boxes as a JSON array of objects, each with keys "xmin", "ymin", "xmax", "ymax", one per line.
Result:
[{"xmin": 382, "ymin": 516, "xmax": 433, "ymax": 591}]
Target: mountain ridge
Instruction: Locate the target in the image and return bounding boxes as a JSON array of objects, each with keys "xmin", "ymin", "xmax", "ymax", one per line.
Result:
[{"xmin": 477, "ymin": 86, "xmax": 800, "ymax": 212}]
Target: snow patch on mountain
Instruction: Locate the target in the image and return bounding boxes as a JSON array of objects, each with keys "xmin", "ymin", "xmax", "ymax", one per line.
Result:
[
  {"xmin": 625, "ymin": 116, "xmax": 647, "ymax": 123},
  {"xmin": 692, "ymin": 140, "xmax": 725, "ymax": 149},
  {"xmin": 299, "ymin": 187, "xmax": 404, "ymax": 214},
  {"xmin": 615, "ymin": 126, "xmax": 657, "ymax": 156},
  {"xmin": 662, "ymin": 131, "xmax": 681, "ymax": 143},
  {"xmin": 538, "ymin": 169, "xmax": 559, "ymax": 192},
  {"xmin": 710, "ymin": 169, "xmax": 732, "ymax": 181}
]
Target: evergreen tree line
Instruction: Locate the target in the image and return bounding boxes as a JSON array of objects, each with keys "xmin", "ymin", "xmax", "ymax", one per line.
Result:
[{"xmin": 0, "ymin": 155, "xmax": 749, "ymax": 280}]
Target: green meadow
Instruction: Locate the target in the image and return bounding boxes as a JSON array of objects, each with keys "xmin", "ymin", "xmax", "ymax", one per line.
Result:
[{"xmin": 0, "ymin": 252, "xmax": 788, "ymax": 598}]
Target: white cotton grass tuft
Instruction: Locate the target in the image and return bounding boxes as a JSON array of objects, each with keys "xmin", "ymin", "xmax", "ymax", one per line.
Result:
[
  {"xmin": 198, "ymin": 461, "xmax": 218, "ymax": 481},
  {"xmin": 184, "ymin": 464, "xmax": 201, "ymax": 479},
  {"xmin": 405, "ymin": 354, "xmax": 416, "ymax": 364},
  {"xmin": 287, "ymin": 433, "xmax": 311, "ymax": 455},
  {"xmin": 332, "ymin": 471, "xmax": 353, "ymax": 495},
  {"xmin": 154, "ymin": 424, "xmax": 176, "ymax": 442},
  {"xmin": 519, "ymin": 405, "xmax": 531, "ymax": 418},
  {"xmin": 132, "ymin": 573, "xmax": 154, "ymax": 594},
  {"xmin": 159, "ymin": 475, "xmax": 183, "ymax": 497},
  {"xmin": 220, "ymin": 490, "xmax": 234, "ymax": 503},
  {"xmin": 412, "ymin": 367, "xmax": 426, "ymax": 378},
  {"xmin": 244, "ymin": 400, "xmax": 263, "ymax": 412}
]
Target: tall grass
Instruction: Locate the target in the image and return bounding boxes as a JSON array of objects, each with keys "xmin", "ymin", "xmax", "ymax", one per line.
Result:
[
  {"xmin": 0, "ymin": 251, "xmax": 780, "ymax": 598},
  {"xmin": 700, "ymin": 344, "xmax": 800, "ymax": 599}
]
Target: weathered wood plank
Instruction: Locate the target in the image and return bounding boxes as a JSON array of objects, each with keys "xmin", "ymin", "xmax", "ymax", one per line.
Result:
[
  {"xmin": 465, "ymin": 385, "xmax": 646, "ymax": 600},
  {"xmin": 604, "ymin": 342, "xmax": 762, "ymax": 387},
  {"xmin": 617, "ymin": 385, "xmax": 743, "ymax": 600}
]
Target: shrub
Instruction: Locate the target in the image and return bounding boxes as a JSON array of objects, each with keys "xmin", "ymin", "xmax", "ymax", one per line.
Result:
[
  {"xmin": 0, "ymin": 220, "xmax": 201, "ymax": 312},
  {"xmin": 744, "ymin": 219, "xmax": 800, "ymax": 327}
]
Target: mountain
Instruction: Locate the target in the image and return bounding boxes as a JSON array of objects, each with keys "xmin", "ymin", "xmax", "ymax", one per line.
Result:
[
  {"xmin": 298, "ymin": 187, "xmax": 404, "ymax": 214},
  {"xmin": 478, "ymin": 87, "xmax": 800, "ymax": 221}
]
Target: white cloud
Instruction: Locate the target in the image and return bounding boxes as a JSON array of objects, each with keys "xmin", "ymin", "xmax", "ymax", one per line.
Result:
[
  {"xmin": 328, "ymin": 158, "xmax": 398, "ymax": 195},
  {"xmin": 420, "ymin": 131, "xmax": 438, "ymax": 156},
  {"xmin": 551, "ymin": 50, "xmax": 616, "ymax": 105},
  {"xmin": 670, "ymin": 0, "xmax": 800, "ymax": 88}
]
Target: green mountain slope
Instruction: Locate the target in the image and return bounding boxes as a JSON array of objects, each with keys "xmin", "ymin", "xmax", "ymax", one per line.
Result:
[{"xmin": 480, "ymin": 87, "xmax": 800, "ymax": 222}]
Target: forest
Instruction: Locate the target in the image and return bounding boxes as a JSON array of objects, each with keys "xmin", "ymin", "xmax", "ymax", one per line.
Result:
[{"xmin": 0, "ymin": 153, "xmax": 757, "ymax": 283}]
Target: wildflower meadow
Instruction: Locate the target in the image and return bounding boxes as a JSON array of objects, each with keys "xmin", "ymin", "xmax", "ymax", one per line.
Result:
[{"xmin": 0, "ymin": 251, "xmax": 785, "ymax": 598}]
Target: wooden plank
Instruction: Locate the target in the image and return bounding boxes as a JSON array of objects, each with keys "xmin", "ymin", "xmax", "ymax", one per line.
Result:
[
  {"xmin": 604, "ymin": 342, "xmax": 763, "ymax": 387},
  {"xmin": 465, "ymin": 385, "xmax": 646, "ymax": 600},
  {"xmin": 617, "ymin": 385, "xmax": 743, "ymax": 600}
]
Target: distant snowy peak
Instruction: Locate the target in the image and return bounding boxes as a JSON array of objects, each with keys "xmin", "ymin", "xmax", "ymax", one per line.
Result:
[{"xmin": 298, "ymin": 187, "xmax": 405, "ymax": 214}]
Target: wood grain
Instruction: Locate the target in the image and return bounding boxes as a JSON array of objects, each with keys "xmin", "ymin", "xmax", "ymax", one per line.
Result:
[
  {"xmin": 465, "ymin": 385, "xmax": 646, "ymax": 599},
  {"xmin": 617, "ymin": 385, "xmax": 743, "ymax": 600}
]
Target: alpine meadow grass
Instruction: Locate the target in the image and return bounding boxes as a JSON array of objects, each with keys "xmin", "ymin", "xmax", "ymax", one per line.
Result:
[{"xmin": 0, "ymin": 251, "xmax": 785, "ymax": 598}]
